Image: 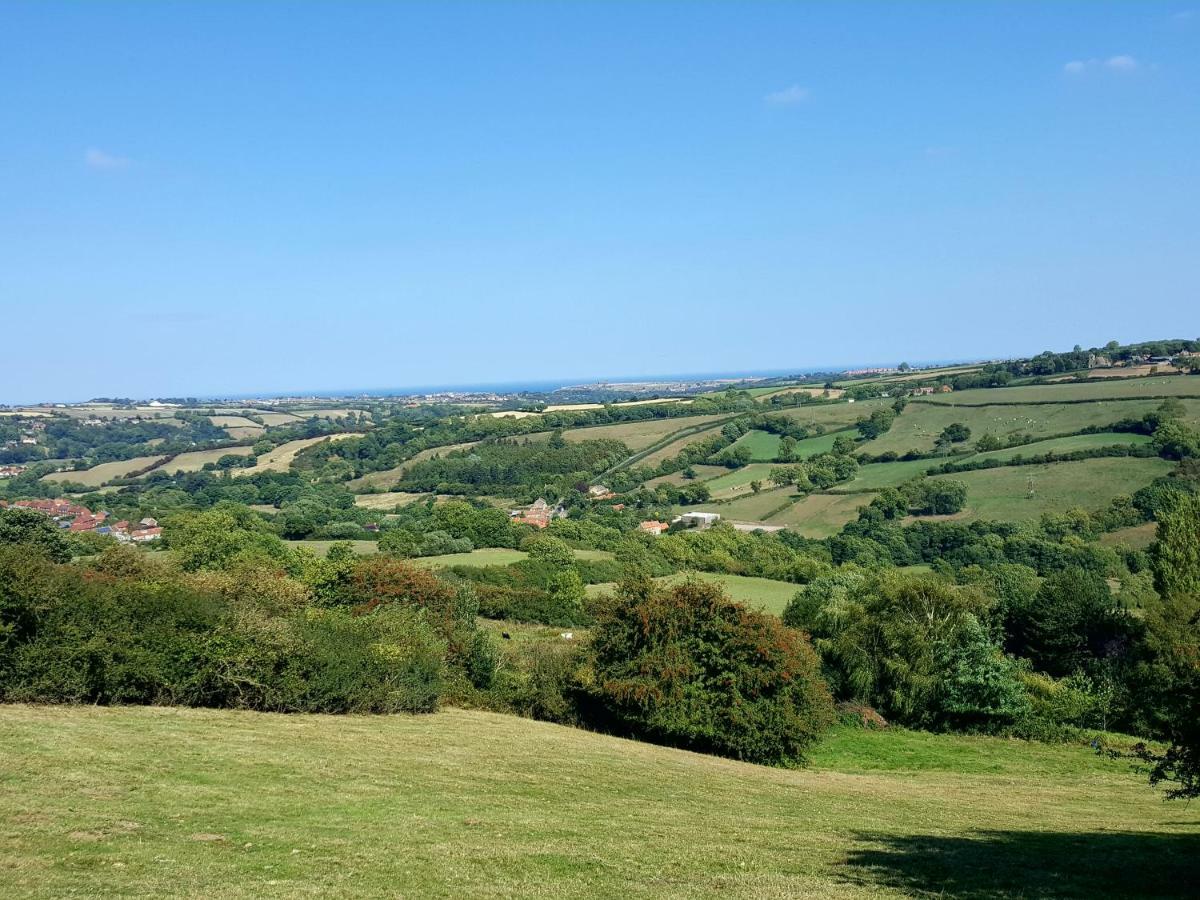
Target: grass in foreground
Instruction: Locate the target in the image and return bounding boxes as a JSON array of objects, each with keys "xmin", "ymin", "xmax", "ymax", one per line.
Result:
[{"xmin": 0, "ymin": 704, "xmax": 1195, "ymax": 898}]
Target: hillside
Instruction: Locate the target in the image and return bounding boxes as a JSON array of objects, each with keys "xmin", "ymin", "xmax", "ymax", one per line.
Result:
[{"xmin": 1, "ymin": 704, "xmax": 1195, "ymax": 898}]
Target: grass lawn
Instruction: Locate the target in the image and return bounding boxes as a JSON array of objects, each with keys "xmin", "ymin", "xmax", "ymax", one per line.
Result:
[
  {"xmin": 41, "ymin": 455, "xmax": 167, "ymax": 487},
  {"xmin": 731, "ymin": 430, "xmax": 781, "ymax": 461},
  {"xmin": 1, "ymin": 704, "xmax": 1194, "ymax": 898},
  {"xmin": 927, "ymin": 456, "xmax": 1176, "ymax": 522},
  {"xmin": 765, "ymin": 492, "xmax": 876, "ymax": 537}
]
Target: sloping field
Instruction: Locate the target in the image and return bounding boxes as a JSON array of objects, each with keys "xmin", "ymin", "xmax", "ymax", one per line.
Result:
[
  {"xmin": 766, "ymin": 492, "xmax": 876, "ymax": 536},
  {"xmin": 868, "ymin": 400, "xmax": 1172, "ymax": 456},
  {"xmin": 346, "ymin": 441, "xmax": 482, "ymax": 491},
  {"xmin": 926, "ymin": 377, "xmax": 1200, "ymax": 405},
  {"xmin": 209, "ymin": 415, "xmax": 260, "ymax": 428},
  {"xmin": 3, "ymin": 704, "xmax": 1191, "ymax": 898},
  {"xmin": 415, "ymin": 548, "xmax": 613, "ymax": 569},
  {"xmin": 833, "ymin": 458, "xmax": 939, "ymax": 492},
  {"xmin": 706, "ymin": 485, "xmax": 796, "ymax": 521},
  {"xmin": 731, "ymin": 430, "xmax": 780, "ymax": 461},
  {"xmin": 41, "ymin": 454, "xmax": 167, "ymax": 487},
  {"xmin": 154, "ymin": 446, "xmax": 255, "ymax": 475},
  {"xmin": 235, "ymin": 434, "xmax": 363, "ymax": 476},
  {"xmin": 774, "ymin": 398, "xmax": 891, "ymax": 430},
  {"xmin": 634, "ymin": 422, "xmax": 729, "ymax": 468},
  {"xmin": 972, "ymin": 431, "xmax": 1152, "ymax": 463},
  {"xmin": 927, "ymin": 457, "xmax": 1175, "ymax": 522},
  {"xmin": 562, "ymin": 415, "xmax": 726, "ymax": 452},
  {"xmin": 1098, "ymin": 522, "xmax": 1159, "ymax": 551},
  {"xmin": 352, "ymin": 492, "xmax": 427, "ymax": 510},
  {"xmin": 253, "ymin": 411, "xmax": 304, "ymax": 426},
  {"xmin": 702, "ymin": 463, "xmax": 779, "ymax": 498},
  {"xmin": 658, "ymin": 572, "xmax": 800, "ymax": 615},
  {"xmin": 643, "ymin": 465, "xmax": 728, "ymax": 489},
  {"xmin": 224, "ymin": 426, "xmax": 266, "ymax": 441}
]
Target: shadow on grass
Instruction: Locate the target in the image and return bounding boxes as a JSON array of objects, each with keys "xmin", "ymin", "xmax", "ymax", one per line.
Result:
[{"xmin": 841, "ymin": 830, "xmax": 1200, "ymax": 897}]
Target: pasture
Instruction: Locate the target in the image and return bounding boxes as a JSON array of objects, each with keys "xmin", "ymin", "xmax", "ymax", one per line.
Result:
[
  {"xmin": 867, "ymin": 400, "xmax": 1174, "ymax": 456},
  {"xmin": 2, "ymin": 704, "xmax": 1192, "ymax": 898},
  {"xmin": 703, "ymin": 484, "xmax": 796, "ymax": 521},
  {"xmin": 208, "ymin": 415, "xmax": 260, "ymax": 428},
  {"xmin": 235, "ymin": 434, "xmax": 362, "ymax": 476},
  {"xmin": 1098, "ymin": 522, "xmax": 1159, "ymax": 551},
  {"xmin": 925, "ymin": 376, "xmax": 1200, "ymax": 405},
  {"xmin": 414, "ymin": 548, "xmax": 613, "ymax": 569},
  {"xmin": 833, "ymin": 458, "xmax": 939, "ymax": 492},
  {"xmin": 972, "ymin": 431, "xmax": 1152, "ymax": 462},
  {"xmin": 284, "ymin": 540, "xmax": 380, "ymax": 557},
  {"xmin": 632, "ymin": 423, "xmax": 729, "ymax": 468},
  {"xmin": 643, "ymin": 465, "xmax": 728, "ymax": 489},
  {"xmin": 731, "ymin": 430, "xmax": 781, "ymax": 461},
  {"xmin": 927, "ymin": 456, "xmax": 1176, "ymax": 522},
  {"xmin": 41, "ymin": 455, "xmax": 167, "ymax": 487},
  {"xmin": 765, "ymin": 492, "xmax": 876, "ymax": 536},
  {"xmin": 701, "ymin": 463, "xmax": 778, "ymax": 498}
]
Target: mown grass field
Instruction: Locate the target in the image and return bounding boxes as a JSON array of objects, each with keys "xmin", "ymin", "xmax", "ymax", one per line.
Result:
[
  {"xmin": 927, "ymin": 456, "xmax": 1175, "ymax": 522},
  {"xmin": 1098, "ymin": 522, "xmax": 1159, "ymax": 551},
  {"xmin": 2, "ymin": 704, "xmax": 1193, "ymax": 898},
  {"xmin": 705, "ymin": 485, "xmax": 796, "ymax": 521},
  {"xmin": 208, "ymin": 415, "xmax": 260, "ymax": 428},
  {"xmin": 41, "ymin": 455, "xmax": 167, "ymax": 487}
]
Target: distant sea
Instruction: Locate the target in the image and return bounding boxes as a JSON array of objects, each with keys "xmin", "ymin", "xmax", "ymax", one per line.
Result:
[{"xmin": 206, "ymin": 360, "xmax": 975, "ymax": 403}]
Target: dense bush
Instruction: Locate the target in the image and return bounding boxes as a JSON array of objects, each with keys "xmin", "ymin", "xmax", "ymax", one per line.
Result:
[{"xmin": 582, "ymin": 577, "xmax": 834, "ymax": 765}]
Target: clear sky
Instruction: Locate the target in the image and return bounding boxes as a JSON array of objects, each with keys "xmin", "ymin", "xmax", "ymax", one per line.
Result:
[{"xmin": 2, "ymin": 2, "xmax": 1197, "ymax": 402}]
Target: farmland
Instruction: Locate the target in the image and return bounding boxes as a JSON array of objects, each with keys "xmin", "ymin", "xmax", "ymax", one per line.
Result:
[
  {"xmin": 766, "ymin": 492, "xmax": 876, "ymax": 536},
  {"xmin": 41, "ymin": 454, "xmax": 166, "ymax": 487},
  {"xmin": 346, "ymin": 441, "xmax": 481, "ymax": 491},
  {"xmin": 730, "ymin": 429, "xmax": 781, "ymax": 461},
  {"xmin": 414, "ymin": 547, "xmax": 613, "ymax": 568},
  {"xmin": 972, "ymin": 430, "xmax": 1152, "ymax": 462},
  {"xmin": 925, "ymin": 376, "xmax": 1200, "ymax": 405},
  {"xmin": 562, "ymin": 414, "xmax": 726, "ymax": 452},
  {"xmin": 351, "ymin": 491, "xmax": 427, "ymax": 510},
  {"xmin": 927, "ymin": 456, "xmax": 1176, "ymax": 522},
  {"xmin": 3, "ymin": 704, "xmax": 1192, "ymax": 899},
  {"xmin": 235, "ymin": 434, "xmax": 363, "ymax": 476},
  {"xmin": 866, "ymin": 399, "xmax": 1178, "ymax": 456},
  {"xmin": 153, "ymin": 446, "xmax": 255, "ymax": 475}
]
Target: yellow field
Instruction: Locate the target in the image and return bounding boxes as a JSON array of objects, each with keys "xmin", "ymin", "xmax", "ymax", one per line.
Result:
[
  {"xmin": 208, "ymin": 415, "xmax": 260, "ymax": 428},
  {"xmin": 41, "ymin": 455, "xmax": 167, "ymax": 487},
  {"xmin": 352, "ymin": 492, "xmax": 428, "ymax": 510},
  {"xmin": 235, "ymin": 434, "xmax": 363, "ymax": 476},
  {"xmin": 252, "ymin": 411, "xmax": 304, "ymax": 426},
  {"xmin": 154, "ymin": 446, "xmax": 255, "ymax": 475},
  {"xmin": 346, "ymin": 441, "xmax": 482, "ymax": 491},
  {"xmin": 562, "ymin": 415, "xmax": 727, "ymax": 452}
]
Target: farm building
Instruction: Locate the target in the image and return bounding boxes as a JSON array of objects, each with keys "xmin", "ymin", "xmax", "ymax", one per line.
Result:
[{"xmin": 673, "ymin": 511, "xmax": 721, "ymax": 530}]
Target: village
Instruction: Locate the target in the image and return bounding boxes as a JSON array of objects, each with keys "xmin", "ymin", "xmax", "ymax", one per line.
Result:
[{"xmin": 0, "ymin": 498, "xmax": 161, "ymax": 542}]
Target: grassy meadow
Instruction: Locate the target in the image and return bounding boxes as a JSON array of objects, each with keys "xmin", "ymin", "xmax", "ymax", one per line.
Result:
[
  {"xmin": 731, "ymin": 430, "xmax": 782, "ymax": 461},
  {"xmin": 154, "ymin": 446, "xmax": 255, "ymax": 475},
  {"xmin": 562, "ymin": 415, "xmax": 726, "ymax": 452},
  {"xmin": 765, "ymin": 492, "xmax": 876, "ymax": 537},
  {"xmin": 927, "ymin": 376, "xmax": 1200, "ymax": 405},
  {"xmin": 236, "ymin": 434, "xmax": 362, "ymax": 476},
  {"xmin": 927, "ymin": 456, "xmax": 1175, "ymax": 522},
  {"xmin": 1, "ymin": 704, "xmax": 1194, "ymax": 898}
]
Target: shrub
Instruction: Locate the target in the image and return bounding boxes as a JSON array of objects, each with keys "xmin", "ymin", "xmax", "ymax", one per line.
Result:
[{"xmin": 582, "ymin": 577, "xmax": 834, "ymax": 765}]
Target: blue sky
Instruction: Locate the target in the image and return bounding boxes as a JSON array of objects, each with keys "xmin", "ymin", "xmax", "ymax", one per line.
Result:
[{"xmin": 2, "ymin": 2, "xmax": 1197, "ymax": 402}]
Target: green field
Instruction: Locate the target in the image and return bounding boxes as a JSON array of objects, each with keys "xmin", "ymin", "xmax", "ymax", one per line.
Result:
[
  {"xmin": 1098, "ymin": 522, "xmax": 1159, "ymax": 551},
  {"xmin": 927, "ymin": 456, "xmax": 1175, "ymax": 522},
  {"xmin": 351, "ymin": 492, "xmax": 428, "ymax": 510},
  {"xmin": 41, "ymin": 454, "xmax": 167, "ymax": 487},
  {"xmin": 631, "ymin": 422, "xmax": 731, "ymax": 468},
  {"xmin": 708, "ymin": 485, "xmax": 797, "ymax": 521},
  {"xmin": 766, "ymin": 492, "xmax": 876, "ymax": 536},
  {"xmin": 701, "ymin": 464, "xmax": 779, "ymax": 498},
  {"xmin": 643, "ymin": 465, "xmax": 728, "ymax": 489},
  {"xmin": 972, "ymin": 431, "xmax": 1152, "ymax": 462},
  {"xmin": 867, "ymin": 400, "xmax": 1174, "ymax": 457},
  {"xmin": 833, "ymin": 458, "xmax": 939, "ymax": 492},
  {"xmin": 927, "ymin": 376, "xmax": 1200, "ymax": 405},
  {"xmin": 731, "ymin": 430, "xmax": 781, "ymax": 461},
  {"xmin": 584, "ymin": 571, "xmax": 799, "ymax": 615},
  {"xmin": 775, "ymin": 399, "xmax": 891, "ymax": 430},
  {"xmin": 284, "ymin": 540, "xmax": 380, "ymax": 557},
  {"xmin": 2, "ymin": 704, "xmax": 1193, "ymax": 898}
]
